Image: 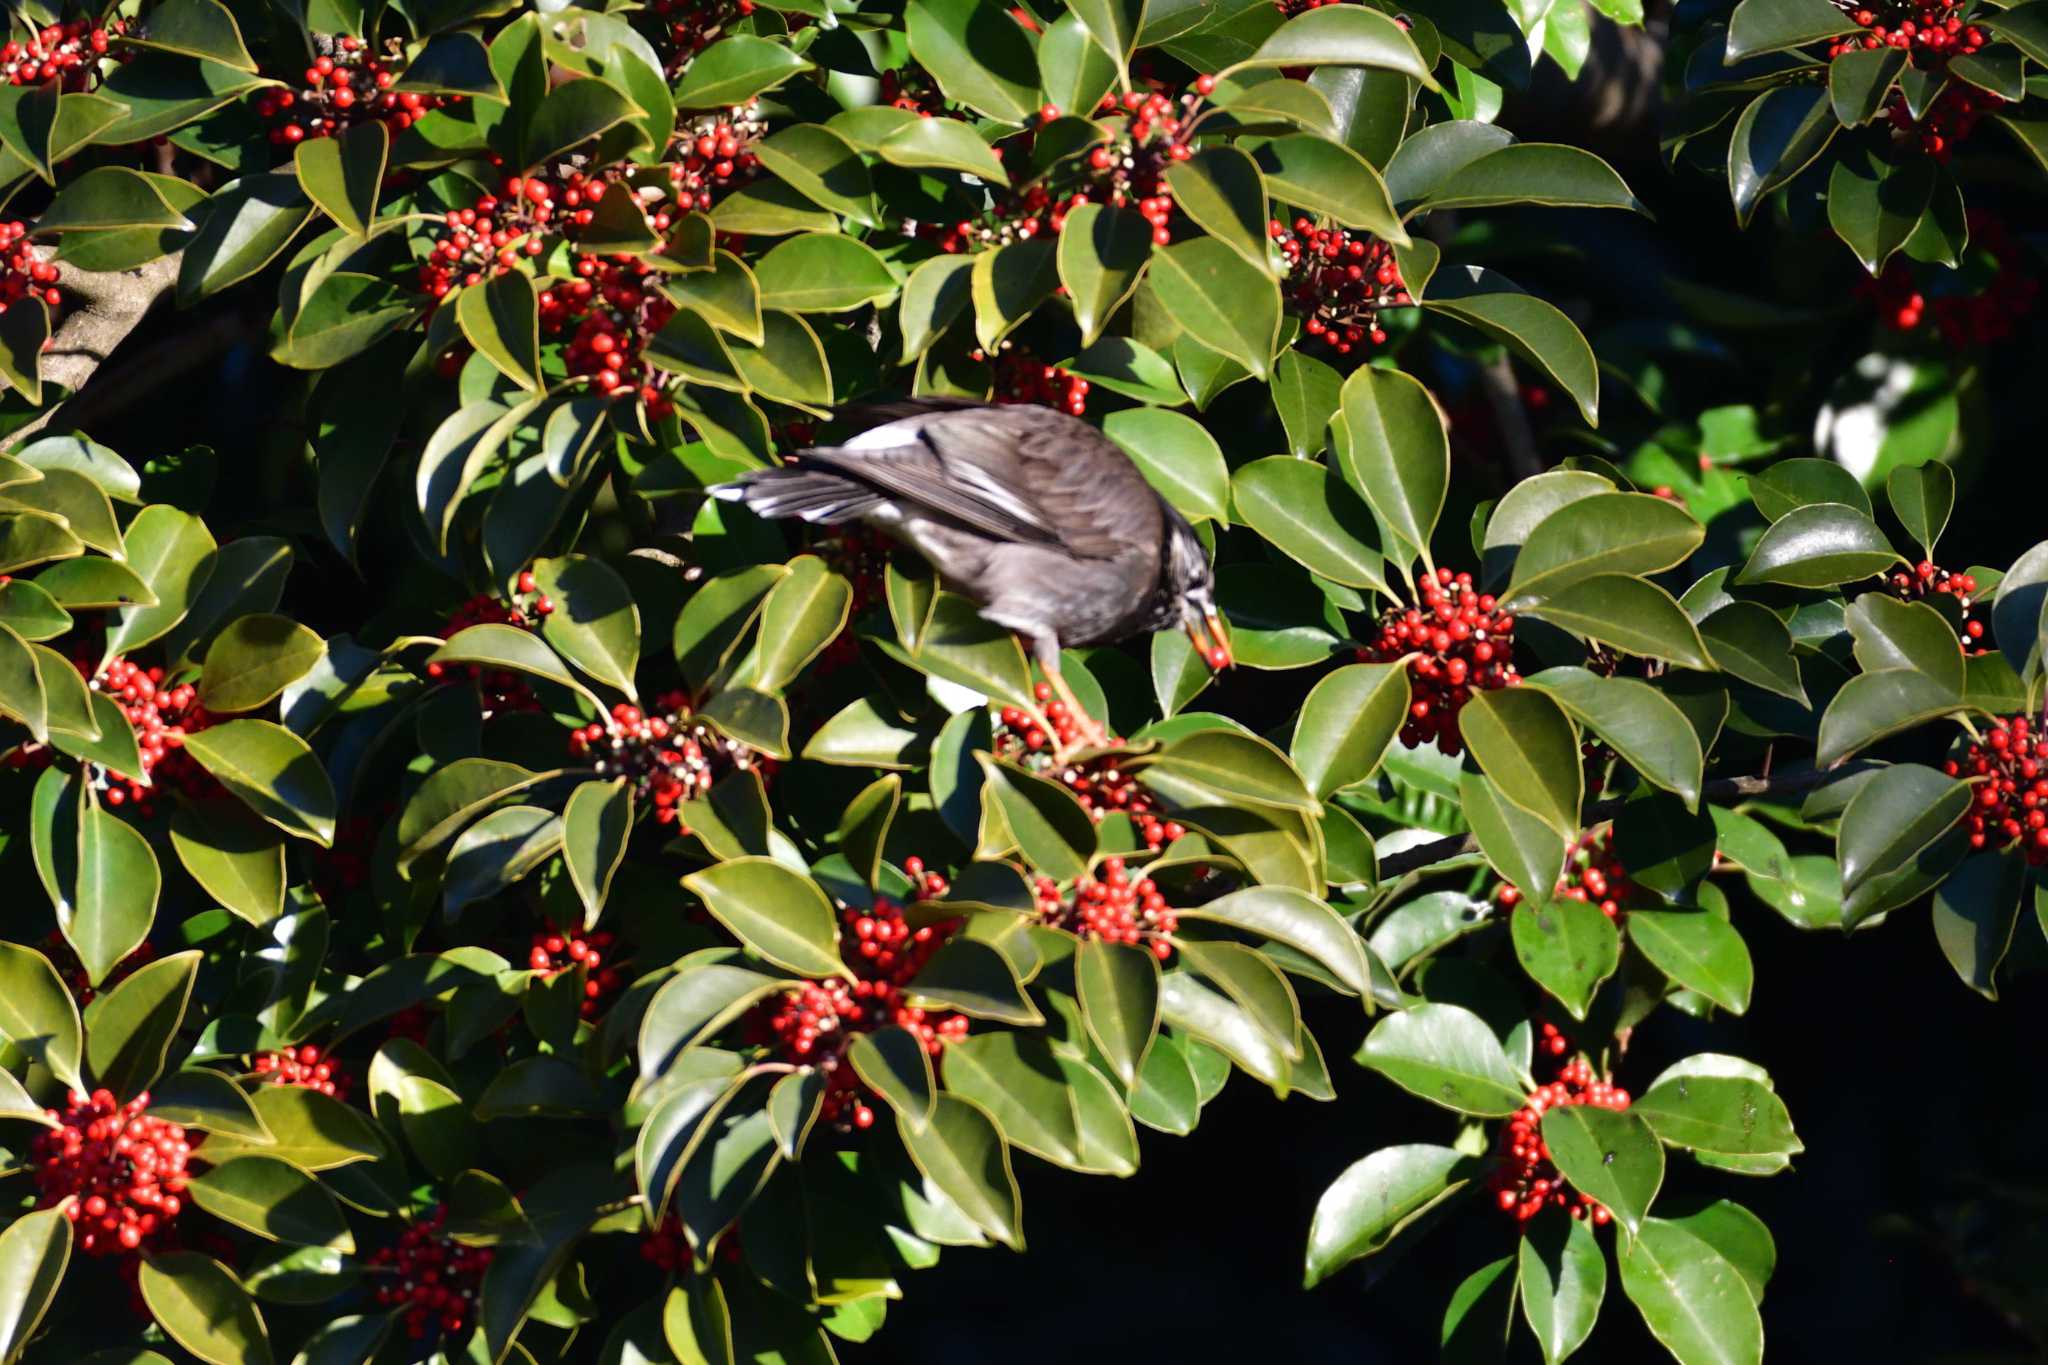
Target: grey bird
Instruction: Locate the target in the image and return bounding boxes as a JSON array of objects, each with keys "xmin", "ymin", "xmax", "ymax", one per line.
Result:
[{"xmin": 712, "ymin": 403, "xmax": 1230, "ymax": 746}]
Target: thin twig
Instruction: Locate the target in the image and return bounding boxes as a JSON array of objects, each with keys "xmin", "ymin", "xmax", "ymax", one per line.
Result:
[
  {"xmin": 1373, "ymin": 767, "xmax": 1840, "ymax": 881},
  {"xmin": 1475, "ymin": 352, "xmax": 1543, "ymax": 481}
]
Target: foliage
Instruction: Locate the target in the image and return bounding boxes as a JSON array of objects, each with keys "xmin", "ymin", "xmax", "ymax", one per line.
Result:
[{"xmin": 0, "ymin": 0, "xmax": 2039, "ymax": 1362}]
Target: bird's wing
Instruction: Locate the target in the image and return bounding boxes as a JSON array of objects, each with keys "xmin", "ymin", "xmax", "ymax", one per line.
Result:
[
  {"xmin": 922, "ymin": 406, "xmax": 1165, "ymax": 563},
  {"xmin": 796, "ymin": 438, "xmax": 1063, "ymax": 545}
]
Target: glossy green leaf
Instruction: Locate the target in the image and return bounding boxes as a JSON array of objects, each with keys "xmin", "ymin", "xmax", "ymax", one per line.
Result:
[
  {"xmin": 181, "ymin": 720, "xmax": 337, "ymax": 846},
  {"xmin": 1056, "ymin": 202, "xmax": 1153, "ymax": 347},
  {"xmin": 1459, "ymin": 687, "xmax": 1582, "ymax": 838},
  {"xmin": 1512, "ymin": 897, "xmax": 1621, "ymax": 1019},
  {"xmin": 0, "ymin": 940, "xmax": 82, "ymax": 1091},
  {"xmin": 1075, "ymin": 938, "xmax": 1160, "ymax": 1087},
  {"xmin": 1146, "ymin": 237, "xmax": 1280, "ymax": 379},
  {"xmin": 1290, "ymin": 662, "xmax": 1408, "ymax": 798},
  {"xmin": 169, "ymin": 804, "xmax": 286, "ymax": 928},
  {"xmin": 1357, "ymin": 1003, "xmax": 1527, "ymax": 1116},
  {"xmin": 1237, "ymin": 4, "xmax": 1438, "ymax": 86},
  {"xmin": 904, "ymin": 0, "xmax": 1040, "ymax": 124},
  {"xmin": 753, "ymin": 233, "xmax": 897, "ymax": 314},
  {"xmin": 199, "ymin": 614, "xmax": 324, "ymax": 714},
  {"xmin": 1519, "ymin": 1214, "xmax": 1605, "ymax": 1365},
  {"xmin": 1232, "ymin": 456, "xmax": 1387, "ymax": 592},
  {"xmin": 1102, "ymin": 407, "xmax": 1231, "ymax": 525},
  {"xmin": 1541, "ymin": 1104, "xmax": 1662, "ymax": 1236},
  {"xmin": 1727, "ymin": 85, "xmax": 1836, "ymax": 226},
  {"xmin": 1303, "ymin": 1144, "xmax": 1469, "ymax": 1286},
  {"xmin": 1253, "ymin": 133, "xmax": 1406, "ymax": 242},
  {"xmin": 139, "ymin": 1252, "xmax": 272, "ymax": 1365},
  {"xmin": 682, "ymin": 858, "xmax": 847, "ymax": 979},
  {"xmin": 0, "ymin": 1208, "xmax": 69, "ymax": 1365},
  {"xmin": 1526, "ymin": 667, "xmax": 1704, "ymax": 808},
  {"xmin": 456, "ymin": 271, "xmax": 542, "ymax": 392},
  {"xmin": 975, "ymin": 755, "xmax": 1097, "ymax": 881},
  {"xmin": 1334, "ymin": 363, "xmax": 1447, "ymax": 566},
  {"xmin": 1526, "ymin": 575, "xmax": 1712, "ymax": 670},
  {"xmin": 896, "ymin": 1094, "xmax": 1022, "ymax": 1249},
  {"xmin": 1618, "ymin": 1217, "xmax": 1764, "ymax": 1365},
  {"xmin": 848, "ymin": 1026, "xmax": 937, "ymax": 1131},
  {"xmin": 1165, "ymin": 145, "xmax": 1270, "ymax": 270},
  {"xmin": 188, "ymin": 1156, "xmax": 353, "ymax": 1250},
  {"xmin": 292, "ymin": 122, "xmax": 385, "ymax": 238}
]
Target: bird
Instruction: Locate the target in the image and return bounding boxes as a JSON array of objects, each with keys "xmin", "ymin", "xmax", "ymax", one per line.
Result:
[{"xmin": 712, "ymin": 403, "xmax": 1230, "ymax": 749}]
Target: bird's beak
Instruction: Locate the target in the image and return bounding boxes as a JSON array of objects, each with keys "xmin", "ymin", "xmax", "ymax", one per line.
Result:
[{"xmin": 1184, "ymin": 610, "xmax": 1232, "ymax": 671}]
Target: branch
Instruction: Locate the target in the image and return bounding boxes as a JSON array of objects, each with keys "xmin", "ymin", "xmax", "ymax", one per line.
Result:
[
  {"xmin": 2, "ymin": 249, "xmax": 183, "ymax": 451},
  {"xmin": 1474, "ymin": 352, "xmax": 1543, "ymax": 481},
  {"xmin": 1372, "ymin": 767, "xmax": 1840, "ymax": 881}
]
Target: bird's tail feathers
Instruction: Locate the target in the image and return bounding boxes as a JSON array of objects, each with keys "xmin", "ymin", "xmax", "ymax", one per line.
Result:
[{"xmin": 713, "ymin": 467, "xmax": 883, "ymax": 524}]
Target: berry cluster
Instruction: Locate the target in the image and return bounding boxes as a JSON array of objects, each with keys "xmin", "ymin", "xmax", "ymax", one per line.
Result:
[
  {"xmin": 1493, "ymin": 827, "xmax": 1631, "ymax": 918},
  {"xmin": 1885, "ymin": 81, "xmax": 2002, "ymax": 159},
  {"xmin": 1824, "ymin": 0, "xmax": 1985, "ymax": 59},
  {"xmin": 255, "ymin": 34, "xmax": 457, "ymax": 146},
  {"xmin": 427, "ymin": 577, "xmax": 553, "ymax": 714},
  {"xmin": 1490, "ymin": 1033, "xmax": 1632, "ymax": 1224},
  {"xmin": 1275, "ymin": 0, "xmax": 1348, "ymax": 12},
  {"xmin": 0, "ymin": 221, "xmax": 61, "ymax": 313},
  {"xmin": 645, "ymin": 0, "xmax": 756, "ymax": 75},
  {"xmin": 933, "ymin": 80, "xmax": 1214, "ymax": 252},
  {"xmin": 640, "ymin": 1214, "xmax": 742, "ymax": 1273},
  {"xmin": 994, "ymin": 690, "xmax": 1184, "ymax": 851},
  {"xmin": 42, "ymin": 933, "xmax": 154, "ymax": 1006},
  {"xmin": 1884, "ymin": 560, "xmax": 1987, "ymax": 648},
  {"xmin": 251, "ymin": 1045, "xmax": 352, "ymax": 1100},
  {"xmin": 89, "ymin": 656, "xmax": 215, "ymax": 816},
  {"xmin": 1270, "ymin": 218, "xmax": 1411, "ymax": 355},
  {"xmin": 33, "ymin": 1090, "xmax": 189, "ymax": 1256},
  {"xmin": 1357, "ymin": 568, "xmax": 1520, "ymax": 756},
  {"xmin": 879, "ymin": 66, "xmax": 947, "ymax": 117},
  {"xmin": 528, "ymin": 927, "xmax": 625, "ymax": 1018},
  {"xmin": 1034, "ymin": 857, "xmax": 1179, "ymax": 960},
  {"xmin": 1946, "ymin": 715, "xmax": 2048, "ymax": 866},
  {"xmin": 974, "ymin": 342, "xmax": 1092, "ymax": 416},
  {"xmin": 1, "ymin": 20, "xmax": 116, "ymax": 89},
  {"xmin": 369, "ymin": 1204, "xmax": 494, "ymax": 1341},
  {"xmin": 752, "ymin": 857, "xmax": 970, "ymax": 1129},
  {"xmin": 568, "ymin": 694, "xmax": 770, "ymax": 824},
  {"xmin": 1864, "ymin": 213, "xmax": 2039, "ymax": 346},
  {"xmin": 539, "ymin": 254, "xmax": 679, "ymax": 416}
]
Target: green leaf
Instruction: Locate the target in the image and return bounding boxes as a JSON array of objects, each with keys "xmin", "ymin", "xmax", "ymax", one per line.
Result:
[
  {"xmin": 177, "ymin": 173, "xmax": 313, "ymax": 305},
  {"xmin": 1698, "ymin": 603, "xmax": 1805, "ymax": 703},
  {"xmin": 1830, "ymin": 46, "xmax": 1907, "ymax": 126},
  {"xmin": 970, "ymin": 237, "xmax": 1059, "ymax": 350},
  {"xmin": 88, "ymin": 950, "xmax": 198, "ymax": 1099},
  {"xmin": 199, "ymin": 613, "xmax": 324, "ymax": 714},
  {"xmin": 1176, "ymin": 940, "xmax": 1301, "ymax": 1062},
  {"xmin": 1140, "ymin": 727, "xmax": 1319, "ymax": 816},
  {"xmin": 1634, "ymin": 1073, "xmax": 1801, "ymax": 1156},
  {"xmin": 672, "ymin": 34, "xmax": 811, "ymax": 108},
  {"xmin": 1101, "ymin": 408, "xmax": 1230, "ymax": 525},
  {"xmin": 1271, "ymin": 348, "xmax": 1342, "ymax": 458},
  {"xmin": 169, "ymin": 804, "xmax": 286, "ymax": 928},
  {"xmin": 1232, "ymin": 456, "xmax": 1387, "ymax": 593},
  {"xmin": 1727, "ymin": 0, "xmax": 1860, "ymax": 57},
  {"xmin": 661, "ymin": 251, "xmax": 763, "ymax": 344},
  {"xmin": 1525, "ymin": 576, "xmax": 1712, "ymax": 670},
  {"xmin": 533, "ymin": 554, "xmax": 641, "ymax": 698},
  {"xmin": 1334, "ymin": 363, "xmax": 1447, "ymax": 566},
  {"xmin": 147, "ymin": 1068, "xmax": 272, "ymax": 1142},
  {"xmin": 1727, "ymin": 85, "xmax": 1836, "ymax": 227},
  {"xmin": 41, "ymin": 166, "xmax": 194, "ymax": 231},
  {"xmin": 1461, "ymin": 769, "xmax": 1567, "ymax": 907},
  {"xmin": 431, "ymin": 622, "xmax": 599, "ymax": 708},
  {"xmin": 1526, "ymin": 667, "xmax": 1704, "ymax": 808},
  {"xmin": 1815, "ymin": 668, "xmax": 1958, "ymax": 769},
  {"xmin": 0, "ymin": 299, "xmax": 46, "ymax": 403},
  {"xmin": 0, "ymin": 1208, "xmax": 69, "ymax": 1365},
  {"xmin": 1459, "ymin": 687, "xmax": 1582, "ymax": 839},
  {"xmin": 63, "ymin": 803, "xmax": 159, "ymax": 990},
  {"xmin": 1992, "ymin": 540, "xmax": 2048, "ymax": 681},
  {"xmin": 1827, "ymin": 146, "xmax": 1933, "ymax": 277},
  {"xmin": 293, "ymin": 121, "xmax": 385, "ymax": 238},
  {"xmin": 523, "ymin": 77, "xmax": 642, "ymax": 167},
  {"xmin": 0, "ymin": 941, "xmax": 83, "ymax": 1091},
  {"xmin": 139, "ymin": 1252, "xmax": 272, "ymax": 1365},
  {"xmin": 1165, "ymin": 145, "xmax": 1271, "ymax": 270},
  {"xmin": 1161, "ymin": 972, "xmax": 1289, "ymax": 1088},
  {"xmin": 1303, "ymin": 1144, "xmax": 1470, "ymax": 1287},
  {"xmin": 1237, "ymin": 4, "xmax": 1439, "ymax": 87},
  {"xmin": 200, "ymin": 1084, "xmax": 386, "ymax": 1172},
  {"xmin": 1519, "ymin": 1215, "xmax": 1605, "ymax": 1365},
  {"xmin": 1075, "ymin": 938, "xmax": 1160, "ymax": 1087},
  {"xmin": 1837, "ymin": 762, "xmax": 1970, "ymax": 914},
  {"xmin": 753, "ymin": 123, "xmax": 875, "ymax": 227},
  {"xmin": 1618, "ymin": 1218, "xmax": 1765, "ymax": 1365},
  {"xmin": 682, "ymin": 858, "xmax": 847, "ymax": 979},
  {"xmin": 562, "ymin": 780, "xmax": 632, "ymax": 928},
  {"xmin": 456, "ymin": 272, "xmax": 542, "ymax": 392},
  {"xmin": 907, "ymin": 938, "xmax": 1043, "ymax": 1025},
  {"xmin": 1357, "ymin": 1003, "xmax": 1528, "ymax": 1116},
  {"xmin": 896, "ymin": 1094, "xmax": 1023, "ymax": 1249},
  {"xmin": 1929, "ymin": 849, "xmax": 2025, "ymax": 999},
  {"xmin": 944, "ymin": 1030, "xmax": 1087, "ymax": 1166},
  {"xmin": 848, "ymin": 1026, "xmax": 937, "ymax": 1131},
  {"xmin": 1505, "ymin": 492, "xmax": 1702, "ymax": 603},
  {"xmin": 1540, "ymin": 1104, "xmax": 1662, "ymax": 1236},
  {"xmin": 906, "ymin": 2, "xmax": 1040, "ymax": 124},
  {"xmin": 1845, "ymin": 594, "xmax": 1963, "ymax": 693},
  {"xmin": 181, "ymin": 720, "xmax": 337, "ymax": 846},
  {"xmin": 1056, "ymin": 202, "xmax": 1153, "ymax": 347},
  {"xmin": 1885, "ymin": 461, "xmax": 1954, "ymax": 559},
  {"xmin": 975, "ymin": 755, "xmax": 1097, "ymax": 881},
  {"xmin": 743, "ymin": 553, "xmax": 853, "ymax": 692},
  {"xmin": 1146, "ymin": 237, "xmax": 1281, "ymax": 379},
  {"xmin": 1253, "ymin": 133, "xmax": 1407, "ymax": 242},
  {"xmin": 30, "ymin": 558, "xmax": 153, "ymax": 611},
  {"xmin": 726, "ymin": 310, "xmax": 832, "ymax": 408},
  {"xmin": 0, "ymin": 577, "xmax": 73, "ymax": 642},
  {"xmin": 877, "ymin": 116, "xmax": 1009, "ymax": 183},
  {"xmin": 753, "ymin": 233, "xmax": 897, "ymax": 314},
  {"xmin": 1442, "ymin": 1255, "xmax": 1517, "ymax": 1362},
  {"xmin": 0, "ymin": 514, "xmax": 82, "ymax": 574},
  {"xmin": 187, "ymin": 1156, "xmax": 353, "ymax": 1251},
  {"xmin": 1736, "ymin": 501, "xmax": 1900, "ymax": 588},
  {"xmin": 1414, "ymin": 141, "xmax": 1640, "ymax": 214},
  {"xmin": 1629, "ymin": 910, "xmax": 1755, "ymax": 1014},
  {"xmin": 442, "ymin": 804, "xmax": 560, "ymax": 915},
  {"xmin": 1421, "ymin": 265, "xmax": 1603, "ymax": 426},
  {"xmin": 103, "ymin": 505, "xmax": 216, "ymax": 658},
  {"xmin": 1175, "ymin": 886, "xmax": 1376, "ymax": 998},
  {"xmin": 1290, "ymin": 662, "xmax": 1408, "ymax": 798},
  {"xmin": 1512, "ymin": 897, "xmax": 1621, "ymax": 1019}
]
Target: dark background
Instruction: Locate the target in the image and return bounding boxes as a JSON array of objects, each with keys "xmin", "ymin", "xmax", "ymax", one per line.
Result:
[{"xmin": 66, "ymin": 19, "xmax": 2048, "ymax": 1361}]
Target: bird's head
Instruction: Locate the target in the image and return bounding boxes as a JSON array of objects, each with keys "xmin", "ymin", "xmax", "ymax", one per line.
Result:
[{"xmin": 1161, "ymin": 514, "xmax": 1231, "ymax": 671}]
